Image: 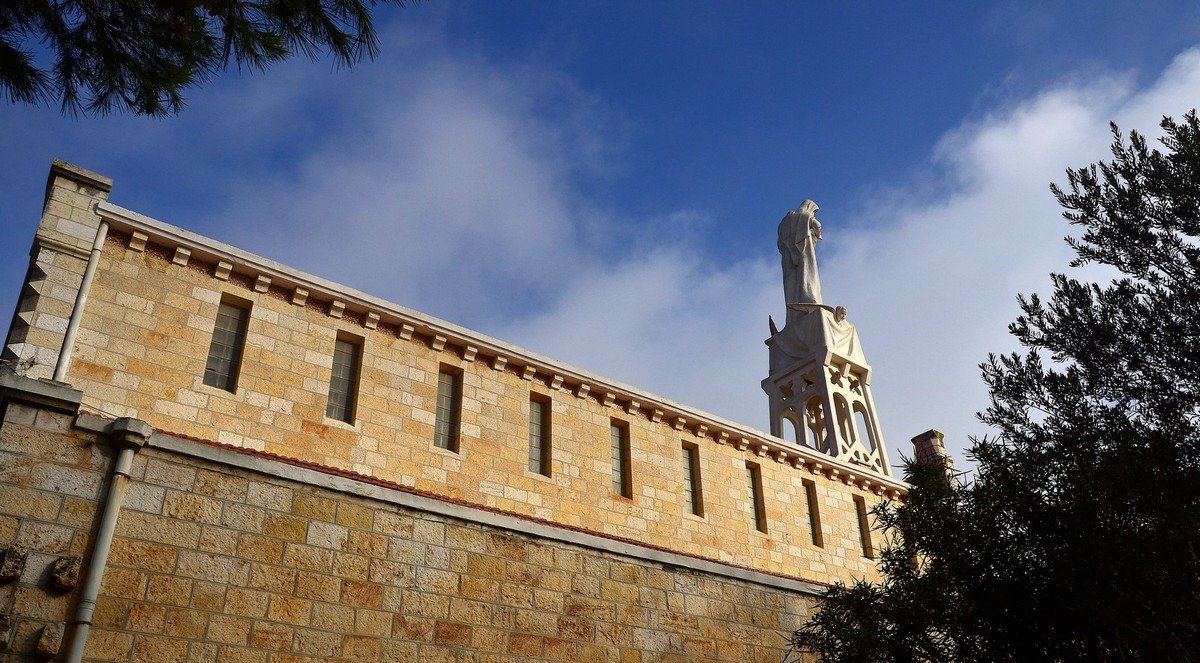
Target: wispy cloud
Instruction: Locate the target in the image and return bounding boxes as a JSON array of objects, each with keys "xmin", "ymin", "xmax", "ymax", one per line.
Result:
[{"xmin": 816, "ymin": 49, "xmax": 1200, "ymax": 465}]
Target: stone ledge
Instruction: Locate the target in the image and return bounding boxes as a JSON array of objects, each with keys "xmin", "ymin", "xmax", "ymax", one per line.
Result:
[
  {"xmin": 0, "ymin": 372, "xmax": 83, "ymax": 414},
  {"xmin": 32, "ymin": 235, "xmax": 92, "ymax": 261}
]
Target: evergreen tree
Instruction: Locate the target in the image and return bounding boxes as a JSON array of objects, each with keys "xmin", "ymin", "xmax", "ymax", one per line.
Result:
[
  {"xmin": 1, "ymin": 0, "xmax": 407, "ymax": 116},
  {"xmin": 791, "ymin": 111, "xmax": 1200, "ymax": 662}
]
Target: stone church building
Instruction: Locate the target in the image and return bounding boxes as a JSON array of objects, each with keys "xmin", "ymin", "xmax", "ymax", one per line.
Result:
[{"xmin": 0, "ymin": 161, "xmax": 922, "ymax": 661}]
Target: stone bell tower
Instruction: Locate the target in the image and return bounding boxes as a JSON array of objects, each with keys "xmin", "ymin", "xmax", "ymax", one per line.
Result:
[{"xmin": 761, "ymin": 201, "xmax": 892, "ymax": 476}]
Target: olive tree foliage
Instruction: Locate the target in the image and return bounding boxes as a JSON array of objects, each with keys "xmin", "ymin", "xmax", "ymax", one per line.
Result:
[
  {"xmin": 1, "ymin": 0, "xmax": 407, "ymax": 116},
  {"xmin": 790, "ymin": 112, "xmax": 1200, "ymax": 663}
]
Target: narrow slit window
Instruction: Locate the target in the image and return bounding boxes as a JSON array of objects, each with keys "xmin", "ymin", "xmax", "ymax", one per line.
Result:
[
  {"xmin": 803, "ymin": 479, "xmax": 823, "ymax": 547},
  {"xmin": 854, "ymin": 406, "xmax": 876, "ymax": 451},
  {"xmin": 326, "ymin": 336, "xmax": 362, "ymax": 423},
  {"xmin": 528, "ymin": 394, "xmax": 551, "ymax": 476},
  {"xmin": 610, "ymin": 421, "xmax": 632, "ymax": 498},
  {"xmin": 746, "ymin": 462, "xmax": 768, "ymax": 533},
  {"xmin": 682, "ymin": 442, "xmax": 704, "ymax": 517},
  {"xmin": 434, "ymin": 368, "xmax": 462, "ymax": 452},
  {"xmin": 854, "ymin": 495, "xmax": 875, "ymax": 558},
  {"xmin": 203, "ymin": 299, "xmax": 250, "ymax": 392}
]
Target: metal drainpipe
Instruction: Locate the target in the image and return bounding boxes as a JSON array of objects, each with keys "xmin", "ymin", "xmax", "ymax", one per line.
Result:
[
  {"xmin": 63, "ymin": 417, "xmax": 151, "ymax": 663},
  {"xmin": 53, "ymin": 219, "xmax": 109, "ymax": 382}
]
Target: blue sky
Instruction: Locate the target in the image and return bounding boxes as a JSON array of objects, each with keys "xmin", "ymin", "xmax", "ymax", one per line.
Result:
[{"xmin": 3, "ymin": 1, "xmax": 1200, "ymax": 469}]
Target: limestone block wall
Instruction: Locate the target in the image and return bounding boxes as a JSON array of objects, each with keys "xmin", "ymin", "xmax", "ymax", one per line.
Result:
[
  {"xmin": 0, "ymin": 396, "xmax": 815, "ymax": 662},
  {"xmin": 3, "ymin": 161, "xmax": 905, "ymax": 593},
  {"xmin": 0, "ymin": 404, "xmax": 108, "ymax": 659},
  {"xmin": 54, "ymin": 230, "xmax": 886, "ymax": 584}
]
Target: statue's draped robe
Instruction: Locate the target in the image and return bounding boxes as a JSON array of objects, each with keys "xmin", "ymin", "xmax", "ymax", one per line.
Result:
[{"xmin": 778, "ymin": 207, "xmax": 822, "ymax": 319}]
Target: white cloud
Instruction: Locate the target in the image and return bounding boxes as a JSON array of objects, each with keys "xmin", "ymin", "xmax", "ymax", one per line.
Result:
[
  {"xmin": 200, "ymin": 28, "xmax": 627, "ymax": 327},
  {"xmin": 499, "ymin": 248, "xmax": 779, "ymax": 424},
  {"xmin": 815, "ymin": 49, "xmax": 1200, "ymax": 468}
]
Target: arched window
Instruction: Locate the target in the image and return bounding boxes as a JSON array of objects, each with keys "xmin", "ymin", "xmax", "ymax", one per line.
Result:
[
  {"xmin": 781, "ymin": 409, "xmax": 802, "ymax": 444},
  {"xmin": 805, "ymin": 397, "xmax": 824, "ymax": 450},
  {"xmin": 834, "ymin": 395, "xmax": 853, "ymax": 447},
  {"xmin": 853, "ymin": 404, "xmax": 876, "ymax": 451}
]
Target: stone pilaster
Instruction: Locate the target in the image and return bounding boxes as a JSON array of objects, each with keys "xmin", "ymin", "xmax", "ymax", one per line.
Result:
[{"xmin": 3, "ymin": 161, "xmax": 114, "ymax": 379}]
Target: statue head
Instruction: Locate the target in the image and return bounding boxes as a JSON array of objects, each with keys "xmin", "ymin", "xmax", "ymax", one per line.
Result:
[
  {"xmin": 796, "ymin": 200, "xmax": 819, "ymax": 219},
  {"xmin": 780, "ymin": 200, "xmax": 820, "ymax": 226},
  {"xmin": 834, "ymin": 305, "xmax": 848, "ymax": 322}
]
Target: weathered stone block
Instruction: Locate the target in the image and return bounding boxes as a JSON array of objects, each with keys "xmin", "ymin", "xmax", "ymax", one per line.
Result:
[
  {"xmin": 246, "ymin": 481, "xmax": 292, "ymax": 511},
  {"xmin": 128, "ymin": 602, "xmax": 166, "ymax": 632},
  {"xmin": 342, "ymin": 634, "xmax": 382, "ymax": 659},
  {"xmin": 110, "ymin": 539, "xmax": 177, "ymax": 573},
  {"xmin": 189, "ymin": 581, "xmax": 226, "ymax": 611},
  {"xmin": 0, "ymin": 546, "xmax": 29, "ymax": 582},
  {"xmin": 305, "ymin": 521, "xmax": 348, "ymax": 549},
  {"xmin": 34, "ymin": 622, "xmax": 63, "ymax": 660},
  {"xmin": 130, "ymin": 634, "xmax": 189, "ymax": 663},
  {"xmin": 247, "ymin": 563, "xmax": 295, "ymax": 592},
  {"xmin": 0, "ymin": 488, "xmax": 58, "ymax": 530},
  {"xmin": 80, "ymin": 628, "xmax": 133, "ymax": 662},
  {"xmin": 207, "ymin": 614, "xmax": 252, "ymax": 645},
  {"xmin": 292, "ymin": 494, "xmax": 336, "ymax": 521},
  {"xmin": 194, "ymin": 469, "xmax": 248, "ymax": 502},
  {"xmin": 48, "ymin": 554, "xmax": 81, "ymax": 590},
  {"xmin": 163, "ymin": 491, "xmax": 223, "ymax": 525},
  {"xmin": 292, "ymin": 627, "xmax": 339, "ymax": 657},
  {"xmin": 163, "ymin": 607, "xmax": 208, "ymax": 639},
  {"xmin": 141, "ymin": 459, "xmax": 197, "ymax": 491},
  {"xmin": 431, "ymin": 621, "xmax": 471, "ymax": 647},
  {"xmin": 223, "ymin": 587, "xmax": 269, "ymax": 618},
  {"xmin": 263, "ymin": 513, "xmax": 307, "ymax": 542},
  {"xmin": 294, "ymin": 571, "xmax": 340, "ymax": 602},
  {"xmin": 249, "ymin": 620, "xmax": 292, "ymax": 650},
  {"xmin": 508, "ymin": 632, "xmax": 542, "ymax": 656},
  {"xmin": 236, "ymin": 534, "xmax": 283, "ymax": 564},
  {"xmin": 266, "ymin": 595, "xmax": 312, "ymax": 626}
]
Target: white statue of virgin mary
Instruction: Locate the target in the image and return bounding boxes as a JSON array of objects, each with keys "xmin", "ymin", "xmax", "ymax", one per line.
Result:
[{"xmin": 777, "ymin": 200, "xmax": 823, "ymax": 311}]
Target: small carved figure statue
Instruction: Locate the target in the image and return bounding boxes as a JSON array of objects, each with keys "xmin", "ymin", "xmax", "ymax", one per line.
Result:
[{"xmin": 778, "ymin": 200, "xmax": 823, "ymax": 316}]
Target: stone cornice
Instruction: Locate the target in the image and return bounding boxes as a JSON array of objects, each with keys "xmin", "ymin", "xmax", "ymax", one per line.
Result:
[
  {"xmin": 94, "ymin": 201, "xmax": 908, "ymax": 497},
  {"xmin": 33, "ymin": 234, "xmax": 93, "ymax": 261},
  {"xmin": 49, "ymin": 159, "xmax": 113, "ymax": 194}
]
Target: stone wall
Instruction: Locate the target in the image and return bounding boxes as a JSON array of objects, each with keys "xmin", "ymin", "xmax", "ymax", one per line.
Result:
[
  {"xmin": 0, "ymin": 163, "xmax": 899, "ymax": 586},
  {"xmin": 0, "ymin": 390, "xmax": 105, "ymax": 659},
  {"xmin": 0, "ymin": 390, "xmax": 816, "ymax": 662},
  {"xmin": 1, "ymin": 162, "xmax": 904, "ymax": 662},
  {"xmin": 56, "ymin": 230, "xmax": 881, "ymax": 582}
]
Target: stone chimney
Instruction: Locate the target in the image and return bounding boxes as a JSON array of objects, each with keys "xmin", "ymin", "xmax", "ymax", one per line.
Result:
[{"xmin": 911, "ymin": 429, "xmax": 956, "ymax": 484}]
